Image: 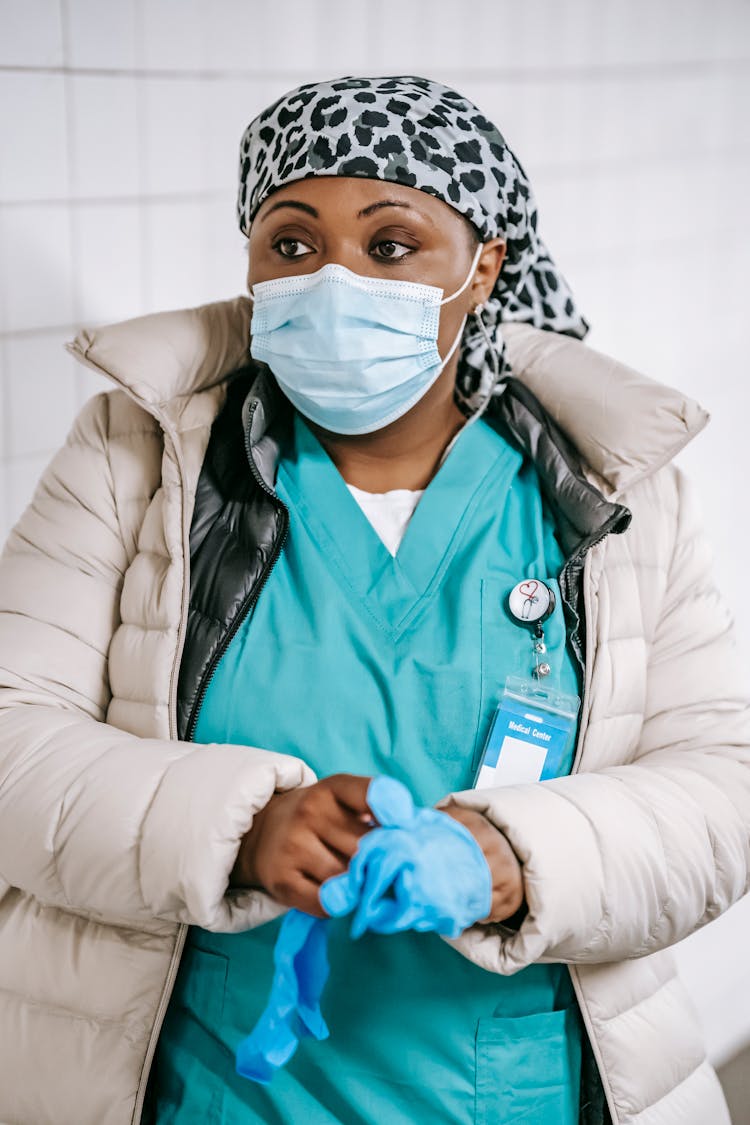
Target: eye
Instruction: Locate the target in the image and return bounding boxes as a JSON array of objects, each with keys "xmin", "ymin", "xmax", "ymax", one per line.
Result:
[
  {"xmin": 272, "ymin": 237, "xmax": 314, "ymax": 259},
  {"xmin": 371, "ymin": 239, "xmax": 412, "ymax": 262}
]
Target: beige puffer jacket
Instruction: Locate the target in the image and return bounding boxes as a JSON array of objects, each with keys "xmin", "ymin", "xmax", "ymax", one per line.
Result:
[{"xmin": 0, "ymin": 298, "xmax": 748, "ymax": 1125}]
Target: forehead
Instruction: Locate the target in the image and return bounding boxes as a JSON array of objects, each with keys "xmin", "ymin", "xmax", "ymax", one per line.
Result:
[{"xmin": 253, "ymin": 175, "xmax": 469, "ymax": 231}]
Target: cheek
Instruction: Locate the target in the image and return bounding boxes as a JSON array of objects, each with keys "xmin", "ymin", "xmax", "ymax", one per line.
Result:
[
  {"xmin": 245, "ymin": 234, "xmax": 266, "ymax": 286},
  {"xmin": 245, "ymin": 251, "xmax": 255, "ymax": 289},
  {"xmin": 436, "ymin": 299, "xmax": 469, "ymax": 358}
]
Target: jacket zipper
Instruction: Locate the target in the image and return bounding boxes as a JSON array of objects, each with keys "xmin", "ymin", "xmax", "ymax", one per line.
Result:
[
  {"xmin": 559, "ymin": 506, "xmax": 629, "ymax": 687},
  {"xmin": 131, "ymin": 415, "xmax": 194, "ymax": 1123},
  {"xmin": 564, "ymin": 539, "xmax": 621, "ymax": 1125},
  {"xmin": 184, "ymin": 399, "xmax": 290, "ymax": 743}
]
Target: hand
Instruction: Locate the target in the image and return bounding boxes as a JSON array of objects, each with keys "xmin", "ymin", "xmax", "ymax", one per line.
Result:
[
  {"xmin": 438, "ymin": 804, "xmax": 526, "ymax": 925},
  {"xmin": 230, "ymin": 773, "xmax": 374, "ymax": 917}
]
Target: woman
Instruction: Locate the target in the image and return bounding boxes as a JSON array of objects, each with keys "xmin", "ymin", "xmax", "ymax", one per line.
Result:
[{"xmin": 0, "ymin": 74, "xmax": 747, "ymax": 1125}]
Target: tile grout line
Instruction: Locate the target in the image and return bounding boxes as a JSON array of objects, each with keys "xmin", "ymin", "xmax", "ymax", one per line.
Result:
[
  {"xmin": 58, "ymin": 0, "xmax": 88, "ymax": 414},
  {"xmin": 0, "ymin": 449, "xmax": 65, "ymax": 466},
  {"xmin": 0, "ymin": 191, "xmax": 230, "ymax": 209},
  {"xmin": 0, "ymin": 157, "xmax": 7, "ymax": 509},
  {"xmin": 1, "ymin": 59, "xmax": 749, "ymax": 81},
  {"xmin": 0, "ymin": 19, "xmax": 10, "ymax": 524},
  {"xmin": 133, "ymin": 0, "xmax": 152, "ymax": 317},
  {"xmin": 0, "ymin": 336, "xmax": 8, "ymax": 525}
]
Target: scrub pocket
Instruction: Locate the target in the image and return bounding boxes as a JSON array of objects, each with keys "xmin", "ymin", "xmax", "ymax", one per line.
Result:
[
  {"xmin": 152, "ymin": 944, "xmax": 230, "ymax": 1124},
  {"xmin": 474, "ymin": 1006, "xmax": 582, "ymax": 1125},
  {"xmin": 172, "ymin": 941, "xmax": 229, "ymax": 1033}
]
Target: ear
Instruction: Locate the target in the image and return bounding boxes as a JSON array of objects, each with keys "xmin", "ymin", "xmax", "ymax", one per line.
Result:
[{"xmin": 470, "ymin": 238, "xmax": 506, "ymax": 309}]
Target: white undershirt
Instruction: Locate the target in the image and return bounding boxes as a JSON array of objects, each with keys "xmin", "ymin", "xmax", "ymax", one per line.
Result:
[
  {"xmin": 342, "ymin": 418, "xmax": 472, "ymax": 557},
  {"xmin": 345, "ymin": 483, "xmax": 424, "ymax": 557}
]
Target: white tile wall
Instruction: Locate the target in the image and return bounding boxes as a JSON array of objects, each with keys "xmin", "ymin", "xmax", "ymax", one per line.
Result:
[
  {"xmin": 4, "ymin": 450, "xmax": 56, "ymax": 527},
  {"xmin": 202, "ymin": 193, "xmax": 250, "ymax": 301},
  {"xmin": 0, "ymin": 340, "xmax": 5, "ymax": 533},
  {"xmin": 73, "ymin": 202, "xmax": 146, "ymax": 321},
  {"xmin": 309, "ymin": 0, "xmax": 373, "ymax": 74},
  {"xmin": 67, "ymin": 75, "xmax": 141, "ymax": 198},
  {"xmin": 136, "ymin": 0, "xmax": 211, "ymax": 73},
  {"xmin": 201, "ymin": 0, "xmax": 261, "ymax": 73},
  {"xmin": 144, "ymin": 199, "xmax": 215, "ymax": 310},
  {"xmin": 1, "ymin": 0, "xmax": 750, "ymax": 1071},
  {"xmin": 0, "ymin": 71, "xmax": 68, "ymax": 201},
  {"xmin": 141, "ymin": 78, "xmax": 214, "ymax": 195},
  {"xmin": 4, "ymin": 331, "xmax": 78, "ymax": 456},
  {"xmin": 64, "ymin": 0, "xmax": 138, "ymax": 71},
  {"xmin": 0, "ymin": 0, "xmax": 62, "ymax": 68},
  {"xmin": 0, "ymin": 203, "xmax": 76, "ymax": 331}
]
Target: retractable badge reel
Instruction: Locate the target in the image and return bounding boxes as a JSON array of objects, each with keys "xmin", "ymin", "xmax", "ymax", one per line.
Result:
[
  {"xmin": 473, "ymin": 578, "xmax": 580, "ymax": 791},
  {"xmin": 507, "ymin": 578, "xmax": 555, "ymax": 680}
]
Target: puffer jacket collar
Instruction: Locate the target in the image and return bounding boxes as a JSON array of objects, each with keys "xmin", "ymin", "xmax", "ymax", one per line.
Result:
[
  {"xmin": 238, "ymin": 359, "xmax": 630, "ymax": 560},
  {"xmin": 66, "ymin": 294, "xmax": 709, "ymax": 502}
]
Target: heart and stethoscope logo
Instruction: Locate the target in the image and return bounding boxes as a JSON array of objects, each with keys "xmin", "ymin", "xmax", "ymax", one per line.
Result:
[
  {"xmin": 519, "ymin": 581, "xmax": 539, "ymax": 619},
  {"xmin": 508, "ymin": 578, "xmax": 555, "ymax": 625}
]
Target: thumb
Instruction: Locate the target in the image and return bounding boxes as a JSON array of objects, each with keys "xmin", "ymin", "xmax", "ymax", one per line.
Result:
[
  {"xmin": 318, "ymin": 869, "xmax": 360, "ymax": 917},
  {"xmin": 365, "ymin": 776, "xmax": 416, "ymax": 828}
]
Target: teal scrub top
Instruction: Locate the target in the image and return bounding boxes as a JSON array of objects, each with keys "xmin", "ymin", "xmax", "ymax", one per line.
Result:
[{"xmin": 153, "ymin": 410, "xmax": 585, "ymax": 1124}]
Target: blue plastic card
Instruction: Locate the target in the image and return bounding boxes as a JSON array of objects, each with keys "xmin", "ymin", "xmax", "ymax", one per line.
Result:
[{"xmin": 474, "ymin": 675, "xmax": 580, "ymax": 789}]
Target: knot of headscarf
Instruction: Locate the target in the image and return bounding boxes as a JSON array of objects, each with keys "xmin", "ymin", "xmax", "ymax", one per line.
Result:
[{"xmin": 237, "ymin": 74, "xmax": 589, "ymax": 416}]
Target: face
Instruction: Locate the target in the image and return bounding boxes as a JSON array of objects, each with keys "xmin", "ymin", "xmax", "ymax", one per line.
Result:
[{"xmin": 246, "ymin": 177, "xmax": 506, "ymax": 368}]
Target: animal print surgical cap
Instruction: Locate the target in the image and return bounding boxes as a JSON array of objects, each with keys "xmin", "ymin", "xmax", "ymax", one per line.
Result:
[{"xmin": 238, "ymin": 75, "xmax": 589, "ymax": 415}]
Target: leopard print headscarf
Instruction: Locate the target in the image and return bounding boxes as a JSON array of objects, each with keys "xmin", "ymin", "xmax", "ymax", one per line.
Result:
[{"xmin": 237, "ymin": 75, "xmax": 589, "ymax": 416}]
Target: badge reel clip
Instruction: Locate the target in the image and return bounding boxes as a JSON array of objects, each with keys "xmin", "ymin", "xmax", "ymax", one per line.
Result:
[{"xmin": 473, "ymin": 578, "xmax": 580, "ymax": 791}]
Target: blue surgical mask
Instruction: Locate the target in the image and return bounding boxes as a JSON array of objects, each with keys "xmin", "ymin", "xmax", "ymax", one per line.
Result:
[{"xmin": 248, "ymin": 244, "xmax": 483, "ymax": 435}]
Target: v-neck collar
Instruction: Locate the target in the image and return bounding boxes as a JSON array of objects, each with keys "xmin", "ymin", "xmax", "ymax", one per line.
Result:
[{"xmin": 276, "ymin": 410, "xmax": 523, "ymax": 634}]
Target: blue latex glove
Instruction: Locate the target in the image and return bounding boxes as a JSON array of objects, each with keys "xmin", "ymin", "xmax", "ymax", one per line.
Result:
[
  {"xmin": 235, "ymin": 908, "xmax": 330, "ymax": 1084},
  {"xmin": 236, "ymin": 775, "xmax": 492, "ymax": 1084},
  {"xmin": 319, "ymin": 775, "xmax": 493, "ymax": 940}
]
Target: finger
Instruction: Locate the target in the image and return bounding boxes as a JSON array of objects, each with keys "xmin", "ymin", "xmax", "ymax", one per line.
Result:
[
  {"xmin": 319, "ymin": 815, "xmax": 371, "ymax": 861},
  {"xmin": 294, "ymin": 782, "xmax": 370, "ymax": 845},
  {"xmin": 299, "ymin": 785, "xmax": 373, "ymax": 856},
  {"xmin": 364, "ymin": 776, "xmax": 414, "ymax": 828},
  {"xmin": 280, "ymin": 873, "xmax": 330, "ymax": 919},
  {"xmin": 320, "ymin": 830, "xmax": 383, "ymax": 919},
  {"xmin": 326, "ymin": 773, "xmax": 374, "ymax": 815},
  {"xmin": 299, "ymin": 836, "xmax": 350, "ymax": 887},
  {"xmin": 350, "ymin": 848, "xmax": 406, "ymax": 938},
  {"xmin": 318, "ymin": 870, "xmax": 360, "ymax": 918}
]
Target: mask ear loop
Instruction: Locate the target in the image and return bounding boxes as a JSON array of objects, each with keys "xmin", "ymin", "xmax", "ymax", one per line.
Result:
[
  {"xmin": 439, "ymin": 243, "xmax": 484, "ymax": 306},
  {"xmin": 439, "ymin": 243, "xmax": 504, "ymax": 425},
  {"xmin": 460, "ymin": 302, "xmax": 504, "ymax": 428}
]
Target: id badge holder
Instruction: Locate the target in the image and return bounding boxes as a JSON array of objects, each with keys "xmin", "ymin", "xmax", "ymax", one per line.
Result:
[{"xmin": 473, "ymin": 675, "xmax": 580, "ymax": 790}]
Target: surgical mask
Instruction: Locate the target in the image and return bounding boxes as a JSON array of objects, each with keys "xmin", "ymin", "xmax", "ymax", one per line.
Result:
[{"xmin": 248, "ymin": 244, "xmax": 483, "ymax": 435}]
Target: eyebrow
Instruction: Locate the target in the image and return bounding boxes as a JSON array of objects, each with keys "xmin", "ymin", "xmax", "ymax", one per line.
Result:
[
  {"xmin": 357, "ymin": 199, "xmax": 414, "ymax": 218},
  {"xmin": 261, "ymin": 200, "xmax": 319, "ymax": 221},
  {"xmin": 260, "ymin": 198, "xmax": 429, "ymax": 223}
]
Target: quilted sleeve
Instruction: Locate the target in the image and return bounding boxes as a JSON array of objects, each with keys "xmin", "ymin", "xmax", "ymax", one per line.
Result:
[
  {"xmin": 436, "ymin": 463, "xmax": 750, "ymax": 973},
  {"xmin": 0, "ymin": 392, "xmax": 316, "ymax": 932}
]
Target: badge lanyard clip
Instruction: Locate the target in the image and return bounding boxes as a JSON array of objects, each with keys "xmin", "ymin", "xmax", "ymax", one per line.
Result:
[
  {"xmin": 472, "ymin": 577, "xmax": 581, "ymax": 790},
  {"xmin": 507, "ymin": 577, "xmax": 556, "ymax": 680}
]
